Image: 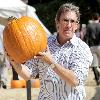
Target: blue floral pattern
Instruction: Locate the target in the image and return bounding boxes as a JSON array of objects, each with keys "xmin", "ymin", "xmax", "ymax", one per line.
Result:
[{"xmin": 25, "ymin": 34, "xmax": 93, "ymax": 100}]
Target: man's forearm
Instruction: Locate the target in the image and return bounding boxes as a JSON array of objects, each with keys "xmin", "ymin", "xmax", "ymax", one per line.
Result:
[
  {"xmin": 52, "ymin": 63, "xmax": 78, "ymax": 86},
  {"xmin": 11, "ymin": 62, "xmax": 31, "ymax": 81}
]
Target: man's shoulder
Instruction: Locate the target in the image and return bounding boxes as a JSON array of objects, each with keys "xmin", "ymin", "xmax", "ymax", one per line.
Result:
[
  {"xmin": 88, "ymin": 22, "xmax": 100, "ymax": 27},
  {"xmin": 48, "ymin": 34, "xmax": 56, "ymax": 41},
  {"xmin": 96, "ymin": 22, "xmax": 100, "ymax": 27},
  {"xmin": 87, "ymin": 23, "xmax": 100, "ymax": 31},
  {"xmin": 76, "ymin": 37, "xmax": 89, "ymax": 49}
]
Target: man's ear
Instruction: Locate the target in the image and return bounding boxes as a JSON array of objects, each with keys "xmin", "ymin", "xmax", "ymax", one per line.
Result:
[{"xmin": 75, "ymin": 23, "xmax": 79, "ymax": 31}]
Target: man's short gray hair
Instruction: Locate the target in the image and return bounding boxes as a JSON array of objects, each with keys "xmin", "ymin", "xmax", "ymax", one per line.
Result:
[{"xmin": 55, "ymin": 3, "xmax": 80, "ymax": 22}]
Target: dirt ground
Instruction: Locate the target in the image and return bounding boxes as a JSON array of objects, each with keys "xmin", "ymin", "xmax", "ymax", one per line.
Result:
[
  {"xmin": 0, "ymin": 68, "xmax": 40, "ymax": 100},
  {"xmin": 85, "ymin": 68, "xmax": 100, "ymax": 100},
  {"xmin": 0, "ymin": 68, "xmax": 100, "ymax": 100}
]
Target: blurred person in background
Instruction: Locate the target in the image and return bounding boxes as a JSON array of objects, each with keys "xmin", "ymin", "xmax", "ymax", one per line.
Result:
[
  {"xmin": 84, "ymin": 12, "xmax": 100, "ymax": 85},
  {"xmin": 75, "ymin": 24, "xmax": 86, "ymax": 40}
]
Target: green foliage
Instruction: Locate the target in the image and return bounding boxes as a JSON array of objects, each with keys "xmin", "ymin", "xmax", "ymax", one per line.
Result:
[
  {"xmin": 34, "ymin": 0, "xmax": 67, "ymax": 33},
  {"xmin": 33, "ymin": 0, "xmax": 100, "ymax": 33}
]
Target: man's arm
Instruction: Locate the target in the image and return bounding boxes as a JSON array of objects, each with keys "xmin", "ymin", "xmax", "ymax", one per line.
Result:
[
  {"xmin": 38, "ymin": 51, "xmax": 78, "ymax": 87},
  {"xmin": 11, "ymin": 61, "xmax": 31, "ymax": 81},
  {"xmin": 51, "ymin": 63, "xmax": 78, "ymax": 87}
]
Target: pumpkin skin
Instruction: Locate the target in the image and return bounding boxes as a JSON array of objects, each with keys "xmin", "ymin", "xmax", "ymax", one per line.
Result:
[
  {"xmin": 3, "ymin": 16, "xmax": 47, "ymax": 63},
  {"xmin": 20, "ymin": 80, "xmax": 26, "ymax": 88},
  {"xmin": 11, "ymin": 80, "xmax": 26, "ymax": 88},
  {"xmin": 11, "ymin": 80, "xmax": 23, "ymax": 88},
  {"xmin": 31, "ymin": 79, "xmax": 40, "ymax": 88}
]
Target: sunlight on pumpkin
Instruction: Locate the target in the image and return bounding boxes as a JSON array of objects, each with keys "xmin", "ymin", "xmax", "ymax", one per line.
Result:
[{"xmin": 3, "ymin": 16, "xmax": 47, "ymax": 63}]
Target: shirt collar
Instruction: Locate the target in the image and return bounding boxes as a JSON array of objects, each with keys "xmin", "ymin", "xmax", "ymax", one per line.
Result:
[
  {"xmin": 70, "ymin": 34, "xmax": 78, "ymax": 45},
  {"xmin": 54, "ymin": 32, "xmax": 77, "ymax": 46}
]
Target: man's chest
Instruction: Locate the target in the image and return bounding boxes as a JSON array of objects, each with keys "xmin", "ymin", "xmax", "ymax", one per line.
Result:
[{"xmin": 51, "ymin": 46, "xmax": 74, "ymax": 68}]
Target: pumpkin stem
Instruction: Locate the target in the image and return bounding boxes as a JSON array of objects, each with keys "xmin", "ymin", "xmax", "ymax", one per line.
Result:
[{"xmin": 8, "ymin": 16, "xmax": 17, "ymax": 21}]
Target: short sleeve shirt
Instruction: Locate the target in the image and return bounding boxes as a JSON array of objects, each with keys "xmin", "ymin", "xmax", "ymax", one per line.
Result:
[{"xmin": 25, "ymin": 34, "xmax": 93, "ymax": 100}]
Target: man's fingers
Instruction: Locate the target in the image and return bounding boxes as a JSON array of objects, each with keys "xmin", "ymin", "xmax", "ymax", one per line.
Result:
[
  {"xmin": 38, "ymin": 52, "xmax": 42, "ymax": 55},
  {"xmin": 46, "ymin": 45, "xmax": 50, "ymax": 51}
]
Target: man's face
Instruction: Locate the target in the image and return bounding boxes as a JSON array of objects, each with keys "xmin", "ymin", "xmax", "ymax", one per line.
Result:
[{"xmin": 57, "ymin": 11, "xmax": 78, "ymax": 41}]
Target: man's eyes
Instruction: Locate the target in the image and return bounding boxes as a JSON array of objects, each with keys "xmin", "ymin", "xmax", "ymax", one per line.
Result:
[{"xmin": 63, "ymin": 19, "xmax": 78, "ymax": 23}]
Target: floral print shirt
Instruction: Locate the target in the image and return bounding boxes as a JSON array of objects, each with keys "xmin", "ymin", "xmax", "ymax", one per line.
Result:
[{"xmin": 25, "ymin": 34, "xmax": 93, "ymax": 100}]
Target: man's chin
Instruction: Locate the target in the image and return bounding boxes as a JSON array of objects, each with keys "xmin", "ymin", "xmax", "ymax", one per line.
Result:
[{"xmin": 64, "ymin": 30, "xmax": 72, "ymax": 34}]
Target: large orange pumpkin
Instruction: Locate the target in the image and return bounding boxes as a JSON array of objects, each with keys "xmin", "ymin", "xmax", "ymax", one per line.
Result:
[
  {"xmin": 11, "ymin": 80, "xmax": 26, "ymax": 88},
  {"xmin": 3, "ymin": 16, "xmax": 47, "ymax": 63}
]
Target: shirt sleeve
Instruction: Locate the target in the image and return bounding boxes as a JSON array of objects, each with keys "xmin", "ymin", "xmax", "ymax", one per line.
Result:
[
  {"xmin": 69, "ymin": 44, "xmax": 93, "ymax": 85},
  {"xmin": 25, "ymin": 58, "xmax": 39, "ymax": 78}
]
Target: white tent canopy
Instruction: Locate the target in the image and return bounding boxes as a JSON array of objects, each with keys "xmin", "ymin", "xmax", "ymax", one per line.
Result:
[
  {"xmin": 0, "ymin": 0, "xmax": 26, "ymax": 8},
  {"xmin": 0, "ymin": 0, "xmax": 27, "ymax": 18},
  {"xmin": 0, "ymin": 0, "xmax": 51, "ymax": 37}
]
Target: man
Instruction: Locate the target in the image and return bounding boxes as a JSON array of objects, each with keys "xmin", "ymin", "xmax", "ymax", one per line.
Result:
[
  {"xmin": 84, "ymin": 12, "xmax": 100, "ymax": 85},
  {"xmin": 9, "ymin": 3, "xmax": 93, "ymax": 100}
]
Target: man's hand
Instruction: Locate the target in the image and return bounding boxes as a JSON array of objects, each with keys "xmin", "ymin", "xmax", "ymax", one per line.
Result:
[{"xmin": 35, "ymin": 46, "xmax": 55, "ymax": 65}]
